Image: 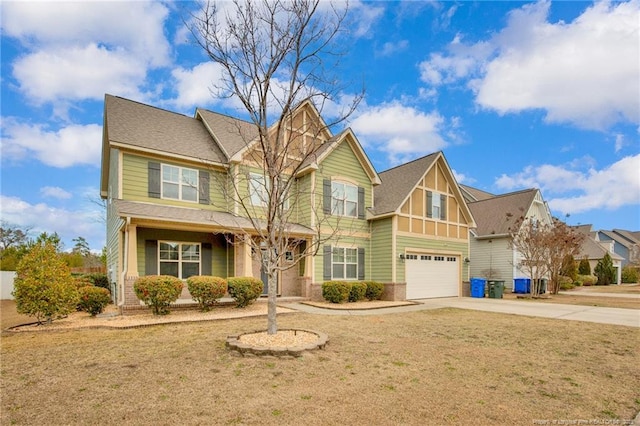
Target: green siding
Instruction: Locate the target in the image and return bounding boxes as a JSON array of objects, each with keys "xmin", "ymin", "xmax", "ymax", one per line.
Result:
[
  {"xmin": 314, "ymin": 235, "xmax": 370, "ymax": 283},
  {"xmin": 370, "ymin": 217, "xmax": 393, "ymax": 282},
  {"xmin": 122, "ymin": 153, "xmax": 226, "ymax": 209},
  {"xmin": 105, "ymin": 148, "xmax": 123, "ymax": 293},
  {"xmin": 136, "ymin": 229, "xmax": 229, "ymax": 278}
]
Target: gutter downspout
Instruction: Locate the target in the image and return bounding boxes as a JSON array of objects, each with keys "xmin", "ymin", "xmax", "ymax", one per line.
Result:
[{"xmin": 119, "ymin": 217, "xmax": 130, "ymax": 306}]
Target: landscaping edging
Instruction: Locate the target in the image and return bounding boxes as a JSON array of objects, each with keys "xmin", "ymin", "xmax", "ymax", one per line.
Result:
[{"xmin": 226, "ymin": 328, "xmax": 329, "ymax": 357}]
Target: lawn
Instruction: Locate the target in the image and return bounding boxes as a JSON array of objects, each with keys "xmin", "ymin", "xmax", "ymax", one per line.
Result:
[{"xmin": 2, "ymin": 306, "xmax": 639, "ymax": 425}]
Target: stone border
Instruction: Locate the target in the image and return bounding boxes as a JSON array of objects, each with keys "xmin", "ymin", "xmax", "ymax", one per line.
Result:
[{"xmin": 226, "ymin": 328, "xmax": 329, "ymax": 357}]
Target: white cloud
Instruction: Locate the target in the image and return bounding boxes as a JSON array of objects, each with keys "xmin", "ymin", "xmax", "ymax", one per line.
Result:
[
  {"xmin": 419, "ymin": 0, "xmax": 640, "ymax": 130},
  {"xmin": 2, "ymin": 120, "xmax": 102, "ymax": 168},
  {"xmin": 170, "ymin": 62, "xmax": 226, "ymax": 109},
  {"xmin": 377, "ymin": 40, "xmax": 409, "ymax": 57},
  {"xmin": 40, "ymin": 187, "xmax": 72, "ymax": 200},
  {"xmin": 495, "ymin": 154, "xmax": 640, "ymax": 215},
  {"xmin": 0, "ymin": 195, "xmax": 104, "ymax": 250},
  {"xmin": 3, "ymin": 1, "xmax": 170, "ymax": 106},
  {"xmin": 350, "ymin": 102, "xmax": 447, "ymax": 164}
]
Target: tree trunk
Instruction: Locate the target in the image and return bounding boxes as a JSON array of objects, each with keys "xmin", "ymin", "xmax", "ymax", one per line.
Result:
[{"xmin": 267, "ymin": 266, "xmax": 278, "ymax": 335}]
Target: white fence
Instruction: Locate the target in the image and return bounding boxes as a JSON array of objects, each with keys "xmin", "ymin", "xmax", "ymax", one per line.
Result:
[{"xmin": 1, "ymin": 271, "xmax": 16, "ymax": 300}]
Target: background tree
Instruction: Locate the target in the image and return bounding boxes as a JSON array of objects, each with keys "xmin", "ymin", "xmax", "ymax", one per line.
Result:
[
  {"xmin": 578, "ymin": 256, "xmax": 591, "ymax": 275},
  {"xmin": 560, "ymin": 254, "xmax": 578, "ymax": 282},
  {"xmin": 12, "ymin": 241, "xmax": 78, "ymax": 325},
  {"xmin": 508, "ymin": 216, "xmax": 584, "ymax": 296},
  {"xmin": 594, "ymin": 253, "xmax": 616, "ymax": 286},
  {"xmin": 189, "ymin": 0, "xmax": 361, "ymax": 334},
  {"xmin": 0, "ymin": 222, "xmax": 31, "ymax": 271}
]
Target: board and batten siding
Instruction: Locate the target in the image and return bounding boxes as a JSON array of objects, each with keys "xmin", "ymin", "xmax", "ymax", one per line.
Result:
[
  {"xmin": 121, "ymin": 153, "xmax": 225, "ymax": 209},
  {"xmin": 469, "ymin": 237, "xmax": 516, "ymax": 287},
  {"xmin": 395, "ymin": 235, "xmax": 469, "ymax": 283},
  {"xmin": 370, "ymin": 217, "xmax": 393, "ymax": 282}
]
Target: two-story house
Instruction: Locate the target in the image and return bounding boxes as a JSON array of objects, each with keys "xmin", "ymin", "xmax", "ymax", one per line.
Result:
[{"xmin": 100, "ymin": 95, "xmax": 474, "ymax": 307}]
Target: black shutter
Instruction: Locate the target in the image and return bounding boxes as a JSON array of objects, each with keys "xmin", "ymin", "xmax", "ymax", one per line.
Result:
[
  {"xmin": 358, "ymin": 247, "xmax": 365, "ymax": 280},
  {"xmin": 145, "ymin": 240, "xmax": 158, "ymax": 275},
  {"xmin": 148, "ymin": 162, "xmax": 161, "ymax": 198},
  {"xmin": 426, "ymin": 191, "xmax": 433, "ymax": 218},
  {"xmin": 199, "ymin": 171, "xmax": 210, "ymax": 205},
  {"xmin": 202, "ymin": 243, "xmax": 212, "ymax": 275},
  {"xmin": 358, "ymin": 187, "xmax": 365, "ymax": 219},
  {"xmin": 440, "ymin": 194, "xmax": 447, "ymax": 220},
  {"xmin": 323, "ymin": 179, "xmax": 332, "ymax": 214},
  {"xmin": 323, "ymin": 245, "xmax": 332, "ymax": 280}
]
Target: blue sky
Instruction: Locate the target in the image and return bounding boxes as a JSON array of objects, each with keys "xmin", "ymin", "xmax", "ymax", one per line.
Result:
[{"xmin": 1, "ymin": 0, "xmax": 639, "ymax": 252}]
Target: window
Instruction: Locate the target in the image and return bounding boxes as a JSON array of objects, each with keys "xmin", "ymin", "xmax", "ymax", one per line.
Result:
[
  {"xmin": 332, "ymin": 182, "xmax": 358, "ymax": 217},
  {"xmin": 159, "ymin": 242, "xmax": 200, "ymax": 279},
  {"xmin": 249, "ymin": 173, "xmax": 267, "ymax": 206},
  {"xmin": 162, "ymin": 164, "xmax": 198, "ymax": 202},
  {"xmin": 332, "ymin": 247, "xmax": 358, "ymax": 279},
  {"xmin": 426, "ymin": 191, "xmax": 447, "ymax": 220}
]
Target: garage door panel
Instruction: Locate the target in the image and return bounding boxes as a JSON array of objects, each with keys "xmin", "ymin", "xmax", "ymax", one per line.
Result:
[{"xmin": 405, "ymin": 255, "xmax": 459, "ymax": 299}]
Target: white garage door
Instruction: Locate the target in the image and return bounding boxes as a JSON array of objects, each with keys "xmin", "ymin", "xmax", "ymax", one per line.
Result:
[{"xmin": 405, "ymin": 254, "xmax": 459, "ymax": 299}]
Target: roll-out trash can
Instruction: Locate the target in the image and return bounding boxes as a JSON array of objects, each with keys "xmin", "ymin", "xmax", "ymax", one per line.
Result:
[
  {"xmin": 470, "ymin": 278, "xmax": 486, "ymax": 298},
  {"xmin": 488, "ymin": 280, "xmax": 504, "ymax": 299},
  {"xmin": 513, "ymin": 278, "xmax": 531, "ymax": 294},
  {"xmin": 534, "ymin": 279, "xmax": 547, "ymax": 295}
]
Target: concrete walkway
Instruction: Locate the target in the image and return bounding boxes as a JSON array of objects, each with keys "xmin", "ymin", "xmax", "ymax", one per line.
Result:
[{"xmin": 282, "ymin": 297, "xmax": 640, "ymax": 328}]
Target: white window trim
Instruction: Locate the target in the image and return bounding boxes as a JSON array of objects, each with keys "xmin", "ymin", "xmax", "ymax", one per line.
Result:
[
  {"xmin": 161, "ymin": 164, "xmax": 199, "ymax": 203},
  {"xmin": 158, "ymin": 241, "xmax": 201, "ymax": 280},
  {"xmin": 331, "ymin": 181, "xmax": 358, "ymax": 218},
  {"xmin": 331, "ymin": 246, "xmax": 358, "ymax": 280}
]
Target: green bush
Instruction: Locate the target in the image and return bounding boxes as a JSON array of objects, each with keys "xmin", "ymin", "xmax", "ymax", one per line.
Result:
[
  {"xmin": 576, "ymin": 274, "xmax": 597, "ymax": 286},
  {"xmin": 227, "ymin": 277, "xmax": 263, "ymax": 308},
  {"xmin": 364, "ymin": 281, "xmax": 384, "ymax": 300},
  {"xmin": 621, "ymin": 266, "xmax": 638, "ymax": 284},
  {"xmin": 12, "ymin": 242, "xmax": 79, "ymax": 325},
  {"xmin": 74, "ymin": 275, "xmax": 94, "ymax": 289},
  {"xmin": 558, "ymin": 276, "xmax": 575, "ymax": 291},
  {"xmin": 78, "ymin": 286, "xmax": 111, "ymax": 316},
  {"xmin": 578, "ymin": 257, "xmax": 591, "ymax": 275},
  {"xmin": 322, "ymin": 281, "xmax": 351, "ymax": 303},
  {"xmin": 133, "ymin": 275, "xmax": 183, "ymax": 315},
  {"xmin": 348, "ymin": 281, "xmax": 367, "ymax": 302},
  {"xmin": 594, "ymin": 253, "xmax": 616, "ymax": 285},
  {"xmin": 85, "ymin": 273, "xmax": 110, "ymax": 291},
  {"xmin": 187, "ymin": 276, "xmax": 227, "ymax": 311}
]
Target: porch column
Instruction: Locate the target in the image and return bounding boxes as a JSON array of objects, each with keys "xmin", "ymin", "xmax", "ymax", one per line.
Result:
[
  {"xmin": 123, "ymin": 223, "xmax": 139, "ymax": 307},
  {"xmin": 242, "ymin": 235, "xmax": 253, "ymax": 276}
]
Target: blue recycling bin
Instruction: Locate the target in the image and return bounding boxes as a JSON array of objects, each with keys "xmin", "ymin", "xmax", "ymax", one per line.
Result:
[
  {"xmin": 513, "ymin": 278, "xmax": 531, "ymax": 294},
  {"xmin": 470, "ymin": 278, "xmax": 486, "ymax": 298}
]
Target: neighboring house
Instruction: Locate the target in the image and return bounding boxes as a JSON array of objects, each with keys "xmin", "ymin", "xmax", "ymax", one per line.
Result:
[
  {"xmin": 596, "ymin": 229, "xmax": 640, "ymax": 267},
  {"xmin": 101, "ymin": 95, "xmax": 474, "ymax": 307},
  {"xmin": 574, "ymin": 225, "xmax": 623, "ymax": 284},
  {"xmin": 464, "ymin": 187, "xmax": 554, "ymax": 291}
]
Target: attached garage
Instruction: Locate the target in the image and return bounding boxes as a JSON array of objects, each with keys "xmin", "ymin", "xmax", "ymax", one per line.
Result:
[{"xmin": 405, "ymin": 254, "xmax": 459, "ymax": 299}]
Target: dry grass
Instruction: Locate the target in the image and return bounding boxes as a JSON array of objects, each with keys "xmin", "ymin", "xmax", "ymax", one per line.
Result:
[
  {"xmin": 502, "ymin": 292, "xmax": 639, "ymax": 309},
  {"xmin": 1, "ymin": 303, "xmax": 639, "ymax": 425},
  {"xmin": 573, "ymin": 284, "xmax": 640, "ymax": 294}
]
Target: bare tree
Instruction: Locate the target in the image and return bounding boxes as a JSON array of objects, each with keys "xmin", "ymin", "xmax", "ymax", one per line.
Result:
[
  {"xmin": 189, "ymin": 0, "xmax": 362, "ymax": 334},
  {"xmin": 0, "ymin": 221, "xmax": 31, "ymax": 252},
  {"xmin": 509, "ymin": 216, "xmax": 584, "ymax": 296}
]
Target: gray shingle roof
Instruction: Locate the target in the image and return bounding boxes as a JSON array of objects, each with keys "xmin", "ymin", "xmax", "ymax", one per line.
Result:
[
  {"xmin": 467, "ymin": 189, "xmax": 538, "ymax": 237},
  {"xmin": 104, "ymin": 95, "xmax": 226, "ymax": 164},
  {"xmin": 372, "ymin": 152, "xmax": 439, "ymax": 216},
  {"xmin": 115, "ymin": 200, "xmax": 314, "ymax": 236},
  {"xmin": 196, "ymin": 108, "xmax": 258, "ymax": 159},
  {"xmin": 459, "ymin": 184, "xmax": 495, "ymax": 203}
]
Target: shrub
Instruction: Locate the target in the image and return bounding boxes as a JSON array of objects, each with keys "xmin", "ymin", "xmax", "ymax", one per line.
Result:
[
  {"xmin": 348, "ymin": 281, "xmax": 367, "ymax": 302},
  {"xmin": 12, "ymin": 242, "xmax": 79, "ymax": 324},
  {"xmin": 74, "ymin": 275, "xmax": 94, "ymax": 289},
  {"xmin": 227, "ymin": 277, "xmax": 263, "ymax": 308},
  {"xmin": 364, "ymin": 281, "xmax": 384, "ymax": 301},
  {"xmin": 621, "ymin": 266, "xmax": 638, "ymax": 284},
  {"xmin": 560, "ymin": 255, "xmax": 578, "ymax": 282},
  {"xmin": 322, "ymin": 281, "xmax": 351, "ymax": 303},
  {"xmin": 594, "ymin": 253, "xmax": 616, "ymax": 285},
  {"xmin": 558, "ymin": 276, "xmax": 574, "ymax": 291},
  {"xmin": 576, "ymin": 274, "xmax": 597, "ymax": 286},
  {"xmin": 133, "ymin": 275, "xmax": 183, "ymax": 315},
  {"xmin": 85, "ymin": 273, "xmax": 110, "ymax": 291},
  {"xmin": 78, "ymin": 286, "xmax": 111, "ymax": 316},
  {"xmin": 578, "ymin": 257, "xmax": 591, "ymax": 275},
  {"xmin": 187, "ymin": 276, "xmax": 227, "ymax": 311}
]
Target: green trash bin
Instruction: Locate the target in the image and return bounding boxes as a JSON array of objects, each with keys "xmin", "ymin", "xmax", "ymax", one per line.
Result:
[
  {"xmin": 488, "ymin": 280, "xmax": 505, "ymax": 299},
  {"xmin": 533, "ymin": 279, "xmax": 547, "ymax": 295}
]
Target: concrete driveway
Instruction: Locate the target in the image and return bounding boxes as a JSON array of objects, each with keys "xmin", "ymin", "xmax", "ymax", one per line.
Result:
[{"xmin": 415, "ymin": 297, "xmax": 640, "ymax": 328}]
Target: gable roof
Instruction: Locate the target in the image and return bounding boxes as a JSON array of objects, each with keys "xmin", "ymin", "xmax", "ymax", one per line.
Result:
[
  {"xmin": 459, "ymin": 184, "xmax": 495, "ymax": 203},
  {"xmin": 195, "ymin": 108, "xmax": 258, "ymax": 160},
  {"xmin": 372, "ymin": 152, "xmax": 474, "ymax": 226},
  {"xmin": 597, "ymin": 230, "xmax": 636, "ymax": 249},
  {"xmin": 578, "ymin": 234, "xmax": 624, "ymax": 261},
  {"xmin": 612, "ymin": 229, "xmax": 640, "ymax": 245},
  {"xmin": 467, "ymin": 188, "xmax": 540, "ymax": 237}
]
